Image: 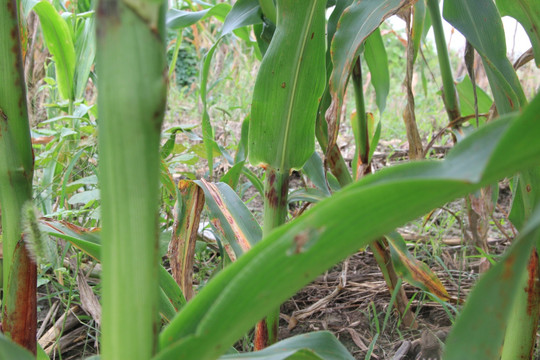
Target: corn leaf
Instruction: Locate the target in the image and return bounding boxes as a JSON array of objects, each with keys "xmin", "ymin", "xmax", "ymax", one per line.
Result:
[
  {"xmin": 496, "ymin": 0, "xmax": 540, "ymax": 67},
  {"xmin": 24, "ymin": 0, "xmax": 76, "ymax": 100},
  {"xmin": 221, "ymin": 0, "xmax": 262, "ymax": 37},
  {"xmin": 74, "ymin": 17, "xmax": 96, "ymax": 99},
  {"xmin": 0, "ymin": 334, "xmax": 34, "ymax": 360},
  {"xmin": 169, "ymin": 180, "xmax": 205, "ymax": 301},
  {"xmin": 249, "ymin": 0, "xmax": 326, "ymax": 171},
  {"xmin": 443, "ymin": 0, "xmax": 526, "ymax": 114},
  {"xmin": 364, "ymin": 29, "xmax": 389, "ymax": 113},
  {"xmin": 456, "ymin": 75, "xmax": 493, "ymax": 118},
  {"xmin": 326, "ymin": 0, "xmax": 413, "ymax": 147},
  {"xmin": 196, "ymin": 179, "xmax": 261, "ymax": 257},
  {"xmin": 444, "ymin": 207, "xmax": 540, "ymax": 360},
  {"xmin": 411, "ymin": 0, "xmax": 426, "ymax": 62},
  {"xmin": 157, "ymin": 94, "xmax": 540, "ymax": 359},
  {"xmin": 167, "ymin": 3, "xmax": 231, "ymax": 30},
  {"xmin": 386, "ymin": 232, "xmax": 452, "ymax": 302},
  {"xmin": 219, "ymin": 332, "xmax": 354, "ymax": 360}
]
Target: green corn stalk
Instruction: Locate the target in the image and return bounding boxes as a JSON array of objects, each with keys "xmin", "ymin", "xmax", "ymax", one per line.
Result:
[
  {"xmin": 0, "ymin": 0, "xmax": 37, "ymax": 354},
  {"xmin": 96, "ymin": 0, "xmax": 167, "ymax": 357}
]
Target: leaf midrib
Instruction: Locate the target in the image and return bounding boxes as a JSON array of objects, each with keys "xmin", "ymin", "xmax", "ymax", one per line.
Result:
[{"xmin": 279, "ymin": 1, "xmax": 319, "ymax": 172}]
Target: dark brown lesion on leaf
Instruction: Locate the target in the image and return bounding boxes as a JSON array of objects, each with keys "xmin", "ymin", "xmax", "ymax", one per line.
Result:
[
  {"xmin": 6, "ymin": 0, "xmax": 16, "ymax": 18},
  {"xmin": 525, "ymin": 250, "xmax": 539, "ymax": 316}
]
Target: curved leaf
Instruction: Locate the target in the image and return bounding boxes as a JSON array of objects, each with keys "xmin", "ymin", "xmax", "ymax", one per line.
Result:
[
  {"xmin": 249, "ymin": 0, "xmax": 326, "ymax": 171},
  {"xmin": 443, "ymin": 0, "xmax": 526, "ymax": 114},
  {"xmin": 496, "ymin": 0, "xmax": 540, "ymax": 67},
  {"xmin": 29, "ymin": 0, "xmax": 76, "ymax": 100},
  {"xmin": 222, "ymin": 0, "xmax": 262, "ymax": 36},
  {"xmin": 196, "ymin": 179, "xmax": 261, "ymax": 257},
  {"xmin": 444, "ymin": 207, "xmax": 540, "ymax": 360},
  {"xmin": 386, "ymin": 232, "xmax": 452, "ymax": 302},
  {"xmin": 167, "ymin": 3, "xmax": 231, "ymax": 30},
  {"xmin": 219, "ymin": 332, "xmax": 354, "ymax": 360},
  {"xmin": 364, "ymin": 29, "xmax": 389, "ymax": 113},
  {"xmin": 157, "ymin": 95, "xmax": 540, "ymax": 359},
  {"xmin": 74, "ymin": 17, "xmax": 96, "ymax": 99},
  {"xmin": 326, "ymin": 0, "xmax": 413, "ymax": 146}
]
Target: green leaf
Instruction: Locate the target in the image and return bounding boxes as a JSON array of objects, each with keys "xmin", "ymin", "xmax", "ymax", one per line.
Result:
[
  {"xmin": 456, "ymin": 75, "xmax": 493, "ymax": 118},
  {"xmin": 496, "ymin": 0, "xmax": 540, "ymax": 67},
  {"xmin": 443, "ymin": 0, "xmax": 526, "ymax": 114},
  {"xmin": 167, "ymin": 3, "xmax": 231, "ymax": 30},
  {"xmin": 74, "ymin": 17, "xmax": 96, "ymax": 99},
  {"xmin": 67, "ymin": 189, "xmax": 100, "ymax": 205},
  {"xmin": 327, "ymin": 0, "xmax": 411, "ymax": 146},
  {"xmin": 412, "ymin": 0, "xmax": 426, "ymax": 62},
  {"xmin": 158, "ymin": 95, "xmax": 540, "ymax": 359},
  {"xmin": 219, "ymin": 332, "xmax": 354, "ymax": 360},
  {"xmin": 288, "ymin": 188, "xmax": 329, "ymax": 204},
  {"xmin": 221, "ymin": 0, "xmax": 262, "ymax": 36},
  {"xmin": 444, "ymin": 207, "xmax": 540, "ymax": 360},
  {"xmin": 196, "ymin": 179, "xmax": 262, "ymax": 257},
  {"xmin": 364, "ymin": 29, "xmax": 389, "ymax": 113},
  {"xmin": 249, "ymin": 0, "xmax": 326, "ymax": 171},
  {"xmin": 220, "ymin": 161, "xmax": 245, "ymax": 190},
  {"xmin": 0, "ymin": 333, "xmax": 35, "ymax": 360},
  {"xmin": 302, "ymin": 152, "xmax": 331, "ymax": 195},
  {"xmin": 28, "ymin": 0, "xmax": 76, "ymax": 100}
]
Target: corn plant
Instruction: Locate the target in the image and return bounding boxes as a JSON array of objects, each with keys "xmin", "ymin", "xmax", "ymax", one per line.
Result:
[{"xmin": 1, "ymin": 0, "xmax": 540, "ymax": 360}]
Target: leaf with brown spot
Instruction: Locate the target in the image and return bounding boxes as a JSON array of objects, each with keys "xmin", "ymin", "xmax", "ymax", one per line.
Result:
[
  {"xmin": 197, "ymin": 179, "xmax": 261, "ymax": 258},
  {"xmin": 386, "ymin": 232, "xmax": 453, "ymax": 302},
  {"xmin": 168, "ymin": 180, "xmax": 205, "ymax": 301}
]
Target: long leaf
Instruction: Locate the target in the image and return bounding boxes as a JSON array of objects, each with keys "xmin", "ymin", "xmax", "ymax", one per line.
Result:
[
  {"xmin": 74, "ymin": 17, "xmax": 96, "ymax": 99},
  {"xmin": 249, "ymin": 0, "xmax": 326, "ymax": 171},
  {"xmin": 326, "ymin": 0, "xmax": 412, "ymax": 147},
  {"xmin": 364, "ymin": 29, "xmax": 389, "ymax": 113},
  {"xmin": 496, "ymin": 0, "xmax": 540, "ymax": 67},
  {"xmin": 167, "ymin": 3, "xmax": 231, "ymax": 30},
  {"xmin": 25, "ymin": 0, "xmax": 76, "ymax": 100},
  {"xmin": 157, "ymin": 95, "xmax": 540, "ymax": 359},
  {"xmin": 196, "ymin": 179, "xmax": 261, "ymax": 257},
  {"xmin": 386, "ymin": 232, "xmax": 452, "ymax": 302},
  {"xmin": 169, "ymin": 180, "xmax": 205, "ymax": 301},
  {"xmin": 443, "ymin": 0, "xmax": 526, "ymax": 114},
  {"xmin": 219, "ymin": 332, "xmax": 354, "ymax": 360},
  {"xmin": 444, "ymin": 207, "xmax": 540, "ymax": 360}
]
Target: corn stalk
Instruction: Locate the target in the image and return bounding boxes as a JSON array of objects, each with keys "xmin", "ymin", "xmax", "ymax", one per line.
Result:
[
  {"xmin": 0, "ymin": 0, "xmax": 37, "ymax": 354},
  {"xmin": 96, "ymin": 0, "xmax": 167, "ymax": 357}
]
